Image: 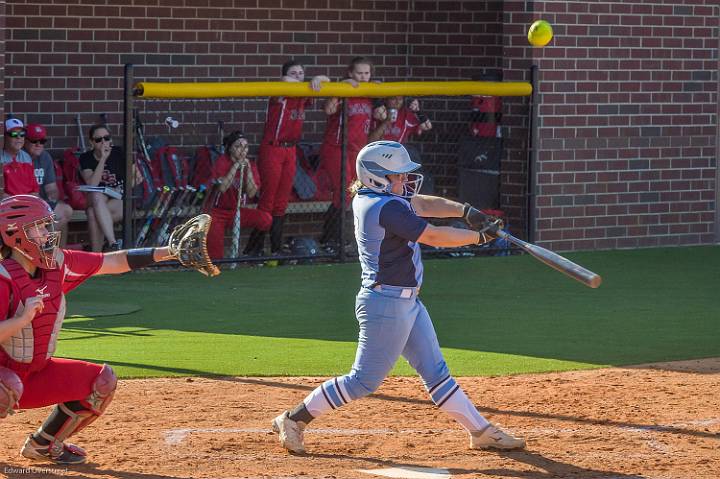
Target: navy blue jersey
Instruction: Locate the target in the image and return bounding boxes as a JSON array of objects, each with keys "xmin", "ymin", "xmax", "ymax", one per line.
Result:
[{"xmin": 353, "ymin": 189, "xmax": 428, "ymax": 288}]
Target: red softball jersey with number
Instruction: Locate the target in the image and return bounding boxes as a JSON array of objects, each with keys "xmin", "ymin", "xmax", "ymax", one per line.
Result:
[
  {"xmin": 322, "ymin": 98, "xmax": 373, "ymax": 150},
  {"xmin": 380, "ymin": 108, "xmax": 422, "ymax": 144},
  {"xmin": 261, "ymin": 97, "xmax": 312, "ymax": 144},
  {"xmin": 0, "ymin": 250, "xmax": 103, "ymax": 375}
]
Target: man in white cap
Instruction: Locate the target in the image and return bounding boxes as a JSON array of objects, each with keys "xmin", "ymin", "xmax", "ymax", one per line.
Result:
[{"xmin": 2, "ymin": 118, "xmax": 39, "ymax": 198}]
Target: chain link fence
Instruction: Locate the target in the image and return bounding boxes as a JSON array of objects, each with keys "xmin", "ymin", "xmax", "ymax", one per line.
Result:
[{"xmin": 130, "ymin": 92, "xmax": 527, "ymax": 267}]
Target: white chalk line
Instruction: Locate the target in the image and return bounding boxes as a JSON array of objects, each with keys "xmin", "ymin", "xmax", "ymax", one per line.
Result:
[
  {"xmin": 164, "ymin": 427, "xmax": 457, "ymax": 445},
  {"xmin": 164, "ymin": 416, "xmax": 720, "ymax": 447}
]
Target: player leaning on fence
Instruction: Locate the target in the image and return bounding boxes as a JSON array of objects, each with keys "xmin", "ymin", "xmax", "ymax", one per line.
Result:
[
  {"xmin": 0, "ymin": 194, "xmax": 203, "ymax": 465},
  {"xmin": 317, "ymin": 57, "xmax": 387, "ymax": 249},
  {"xmin": 244, "ymin": 60, "xmax": 330, "ymax": 257},
  {"xmin": 272, "ymin": 141, "xmax": 525, "ymax": 454}
]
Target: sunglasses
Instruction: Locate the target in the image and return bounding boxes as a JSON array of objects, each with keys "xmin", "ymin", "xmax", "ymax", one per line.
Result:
[
  {"xmin": 5, "ymin": 131, "xmax": 26, "ymax": 138},
  {"xmin": 29, "ymin": 139, "xmax": 47, "ymax": 145},
  {"xmin": 93, "ymin": 135, "xmax": 112, "ymax": 143}
]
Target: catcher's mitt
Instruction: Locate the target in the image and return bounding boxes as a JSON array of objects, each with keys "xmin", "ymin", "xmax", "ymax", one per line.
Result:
[{"xmin": 168, "ymin": 214, "xmax": 221, "ymax": 277}]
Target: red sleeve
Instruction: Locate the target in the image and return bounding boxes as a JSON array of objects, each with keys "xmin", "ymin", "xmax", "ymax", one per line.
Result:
[
  {"xmin": 407, "ymin": 110, "xmax": 422, "ymax": 136},
  {"xmin": 61, "ymin": 250, "xmax": 103, "ymax": 294},
  {"xmin": 0, "ymin": 279, "xmax": 11, "ymax": 321},
  {"xmin": 212, "ymin": 154, "xmax": 232, "ymax": 180}
]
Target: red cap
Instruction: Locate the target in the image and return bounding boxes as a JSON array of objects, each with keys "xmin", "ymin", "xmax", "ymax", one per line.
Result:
[{"xmin": 25, "ymin": 123, "xmax": 47, "ymax": 141}]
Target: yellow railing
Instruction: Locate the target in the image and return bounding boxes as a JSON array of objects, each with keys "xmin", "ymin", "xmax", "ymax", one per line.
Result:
[{"xmin": 134, "ymin": 81, "xmax": 532, "ymax": 99}]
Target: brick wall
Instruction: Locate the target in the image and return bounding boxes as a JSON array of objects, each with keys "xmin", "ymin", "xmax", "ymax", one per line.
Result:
[
  {"xmin": 7, "ymin": 0, "xmax": 716, "ymax": 251},
  {"xmin": 4, "ymin": 0, "xmax": 504, "ymax": 148},
  {"xmin": 506, "ymin": 0, "xmax": 719, "ymax": 250},
  {"xmin": 4, "ymin": 0, "xmax": 512, "ymax": 248}
]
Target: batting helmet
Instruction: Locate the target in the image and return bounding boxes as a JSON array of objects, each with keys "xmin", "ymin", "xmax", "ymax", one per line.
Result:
[
  {"xmin": 0, "ymin": 195, "xmax": 60, "ymax": 269},
  {"xmin": 356, "ymin": 141, "xmax": 424, "ymax": 198}
]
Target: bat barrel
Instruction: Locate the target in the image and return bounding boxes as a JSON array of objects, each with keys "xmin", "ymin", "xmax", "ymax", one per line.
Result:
[{"xmin": 498, "ymin": 231, "xmax": 602, "ymax": 289}]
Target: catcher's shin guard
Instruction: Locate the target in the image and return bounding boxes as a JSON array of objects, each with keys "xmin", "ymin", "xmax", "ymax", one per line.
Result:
[
  {"xmin": 0, "ymin": 367, "xmax": 23, "ymax": 418},
  {"xmin": 22, "ymin": 365, "xmax": 117, "ymax": 464}
]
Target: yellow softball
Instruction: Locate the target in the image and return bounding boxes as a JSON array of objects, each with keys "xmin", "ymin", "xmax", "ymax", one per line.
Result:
[{"xmin": 528, "ymin": 20, "xmax": 553, "ymax": 47}]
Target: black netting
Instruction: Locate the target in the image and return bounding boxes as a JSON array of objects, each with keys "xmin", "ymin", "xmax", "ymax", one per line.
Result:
[{"xmin": 131, "ymin": 92, "xmax": 529, "ymax": 266}]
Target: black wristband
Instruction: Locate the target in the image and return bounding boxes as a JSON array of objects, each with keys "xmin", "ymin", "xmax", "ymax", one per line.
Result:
[{"xmin": 126, "ymin": 248, "xmax": 156, "ymax": 270}]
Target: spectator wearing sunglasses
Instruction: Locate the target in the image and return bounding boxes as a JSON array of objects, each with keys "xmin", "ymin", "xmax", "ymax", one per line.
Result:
[
  {"xmin": 1, "ymin": 118, "xmax": 39, "ymax": 198},
  {"xmin": 24, "ymin": 123, "xmax": 74, "ymax": 247},
  {"xmin": 79, "ymin": 124, "xmax": 125, "ymax": 252}
]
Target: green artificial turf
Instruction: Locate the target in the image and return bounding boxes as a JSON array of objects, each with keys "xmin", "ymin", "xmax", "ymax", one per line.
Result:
[{"xmin": 58, "ymin": 246, "xmax": 720, "ymax": 378}]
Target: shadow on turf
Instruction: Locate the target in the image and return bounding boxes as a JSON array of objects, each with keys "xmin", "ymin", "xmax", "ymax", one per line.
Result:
[{"xmin": 68, "ymin": 357, "xmax": 720, "ymax": 443}]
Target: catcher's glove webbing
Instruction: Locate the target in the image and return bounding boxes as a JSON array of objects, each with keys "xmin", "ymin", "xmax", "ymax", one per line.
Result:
[
  {"xmin": 167, "ymin": 214, "xmax": 221, "ymax": 277},
  {"xmin": 462, "ymin": 203, "xmax": 504, "ymax": 245}
]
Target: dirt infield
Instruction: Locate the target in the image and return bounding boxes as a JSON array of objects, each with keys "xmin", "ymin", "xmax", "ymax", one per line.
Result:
[{"xmin": 1, "ymin": 359, "xmax": 718, "ymax": 479}]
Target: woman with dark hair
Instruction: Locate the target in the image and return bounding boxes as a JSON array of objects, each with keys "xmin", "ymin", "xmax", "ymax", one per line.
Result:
[
  {"xmin": 79, "ymin": 124, "xmax": 125, "ymax": 252},
  {"xmin": 244, "ymin": 60, "xmax": 329, "ymax": 257},
  {"xmin": 206, "ymin": 131, "xmax": 271, "ymax": 260}
]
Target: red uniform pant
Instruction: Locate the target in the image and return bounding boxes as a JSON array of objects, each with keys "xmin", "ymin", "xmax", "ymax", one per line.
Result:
[
  {"xmin": 208, "ymin": 207, "xmax": 272, "ymax": 259},
  {"xmin": 6, "ymin": 358, "xmax": 102, "ymax": 410},
  {"xmin": 258, "ymin": 145, "xmax": 297, "ymax": 216},
  {"xmin": 318, "ymin": 143, "xmax": 360, "ymax": 209}
]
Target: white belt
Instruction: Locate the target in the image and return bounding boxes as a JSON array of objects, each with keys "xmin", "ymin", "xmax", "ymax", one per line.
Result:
[{"xmin": 372, "ymin": 284, "xmax": 418, "ymax": 298}]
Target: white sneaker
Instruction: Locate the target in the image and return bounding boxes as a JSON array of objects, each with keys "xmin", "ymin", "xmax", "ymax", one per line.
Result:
[
  {"xmin": 470, "ymin": 424, "xmax": 526, "ymax": 450},
  {"xmin": 271, "ymin": 410, "xmax": 306, "ymax": 453}
]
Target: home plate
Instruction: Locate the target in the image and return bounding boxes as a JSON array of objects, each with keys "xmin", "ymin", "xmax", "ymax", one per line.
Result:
[{"xmin": 357, "ymin": 466, "xmax": 451, "ymax": 479}]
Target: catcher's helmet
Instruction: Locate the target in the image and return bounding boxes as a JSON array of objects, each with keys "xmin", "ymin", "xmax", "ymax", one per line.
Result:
[
  {"xmin": 356, "ymin": 141, "xmax": 424, "ymax": 198},
  {"xmin": 0, "ymin": 195, "xmax": 60, "ymax": 269}
]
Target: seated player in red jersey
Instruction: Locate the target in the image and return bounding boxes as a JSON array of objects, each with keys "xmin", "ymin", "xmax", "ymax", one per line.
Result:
[{"xmin": 206, "ymin": 131, "xmax": 272, "ymax": 260}]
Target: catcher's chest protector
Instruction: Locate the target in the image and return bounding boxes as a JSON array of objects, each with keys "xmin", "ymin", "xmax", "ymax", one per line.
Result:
[{"xmin": 0, "ymin": 259, "xmax": 64, "ymax": 373}]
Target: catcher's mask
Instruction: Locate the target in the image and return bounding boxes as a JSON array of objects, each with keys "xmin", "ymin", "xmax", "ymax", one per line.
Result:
[
  {"xmin": 356, "ymin": 141, "xmax": 423, "ymax": 198},
  {"xmin": 0, "ymin": 195, "xmax": 60, "ymax": 269}
]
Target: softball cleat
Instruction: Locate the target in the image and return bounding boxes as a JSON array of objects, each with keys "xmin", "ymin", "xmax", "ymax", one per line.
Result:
[
  {"xmin": 470, "ymin": 424, "xmax": 526, "ymax": 450},
  {"xmin": 21, "ymin": 435, "xmax": 87, "ymax": 465},
  {"xmin": 272, "ymin": 410, "xmax": 306, "ymax": 454}
]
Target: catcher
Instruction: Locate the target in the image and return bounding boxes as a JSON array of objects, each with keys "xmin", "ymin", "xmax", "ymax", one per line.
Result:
[{"xmin": 0, "ymin": 194, "xmax": 218, "ymax": 465}]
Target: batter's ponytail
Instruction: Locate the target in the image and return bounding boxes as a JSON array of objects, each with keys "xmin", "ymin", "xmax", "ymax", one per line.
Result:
[{"xmin": 348, "ymin": 179, "xmax": 363, "ymax": 197}]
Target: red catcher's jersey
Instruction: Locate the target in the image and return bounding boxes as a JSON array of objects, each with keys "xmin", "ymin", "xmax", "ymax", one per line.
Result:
[
  {"xmin": 380, "ymin": 108, "xmax": 422, "ymax": 144},
  {"xmin": 211, "ymin": 154, "xmax": 262, "ymax": 211},
  {"xmin": 322, "ymin": 98, "xmax": 373, "ymax": 150},
  {"xmin": 0, "ymin": 250, "xmax": 103, "ymax": 374},
  {"xmin": 261, "ymin": 97, "xmax": 312, "ymax": 144}
]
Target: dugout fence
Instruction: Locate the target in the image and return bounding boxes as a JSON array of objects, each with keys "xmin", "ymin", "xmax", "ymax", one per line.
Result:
[{"xmin": 122, "ymin": 65, "xmax": 533, "ymax": 268}]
